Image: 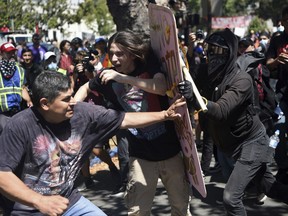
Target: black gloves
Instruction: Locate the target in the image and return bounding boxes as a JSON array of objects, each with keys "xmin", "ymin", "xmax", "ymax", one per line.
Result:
[
  {"xmin": 178, "ymin": 80, "xmax": 194, "ymax": 102},
  {"xmin": 178, "ymin": 80, "xmax": 204, "ymax": 111}
]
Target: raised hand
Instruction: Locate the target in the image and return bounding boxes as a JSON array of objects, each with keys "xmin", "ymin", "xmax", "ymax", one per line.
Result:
[
  {"xmin": 100, "ymin": 69, "xmax": 124, "ymax": 84},
  {"xmin": 164, "ymin": 97, "xmax": 186, "ymax": 120}
]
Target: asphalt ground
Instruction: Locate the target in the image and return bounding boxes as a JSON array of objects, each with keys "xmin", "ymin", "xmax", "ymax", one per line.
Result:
[
  {"xmin": 81, "ymin": 154, "xmax": 288, "ymax": 216},
  {"xmin": 0, "ymin": 152, "xmax": 287, "ymax": 215}
]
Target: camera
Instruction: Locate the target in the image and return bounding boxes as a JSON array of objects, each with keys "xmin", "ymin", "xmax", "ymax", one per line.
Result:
[
  {"xmin": 82, "ymin": 49, "xmax": 99, "ymax": 72},
  {"xmin": 196, "ymin": 29, "xmax": 204, "ymax": 40},
  {"xmin": 82, "ymin": 56, "xmax": 91, "ymax": 65}
]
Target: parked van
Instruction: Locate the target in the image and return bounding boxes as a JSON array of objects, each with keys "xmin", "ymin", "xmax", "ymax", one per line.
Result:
[{"xmin": 5, "ymin": 34, "xmax": 33, "ymax": 45}]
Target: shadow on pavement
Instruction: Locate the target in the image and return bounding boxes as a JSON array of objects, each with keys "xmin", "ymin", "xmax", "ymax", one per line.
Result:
[{"xmin": 81, "ymin": 163, "xmax": 288, "ymax": 216}]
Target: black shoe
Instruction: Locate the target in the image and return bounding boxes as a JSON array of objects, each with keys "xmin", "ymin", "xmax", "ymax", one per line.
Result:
[
  {"xmin": 85, "ymin": 177, "xmax": 97, "ymax": 188},
  {"xmin": 255, "ymin": 193, "xmax": 267, "ymax": 205},
  {"xmin": 202, "ymin": 163, "xmax": 221, "ymax": 176},
  {"xmin": 110, "ymin": 185, "xmax": 126, "ymax": 198},
  {"xmin": 275, "ymin": 168, "xmax": 288, "ymax": 184},
  {"xmin": 208, "ymin": 163, "xmax": 221, "ymax": 174}
]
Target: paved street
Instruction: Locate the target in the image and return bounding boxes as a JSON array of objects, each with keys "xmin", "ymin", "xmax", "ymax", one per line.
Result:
[
  {"xmin": 0, "ymin": 155, "xmax": 287, "ymax": 216},
  {"xmin": 82, "ymin": 157, "xmax": 288, "ymax": 216}
]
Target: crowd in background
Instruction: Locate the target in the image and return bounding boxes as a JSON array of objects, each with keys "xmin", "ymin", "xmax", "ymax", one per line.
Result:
[{"xmin": 0, "ymin": 4, "xmax": 288, "ymax": 215}]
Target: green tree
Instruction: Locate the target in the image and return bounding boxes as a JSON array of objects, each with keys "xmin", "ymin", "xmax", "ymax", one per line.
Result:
[
  {"xmin": 222, "ymin": 0, "xmax": 250, "ymax": 16},
  {"xmin": 0, "ymin": 0, "xmax": 75, "ymax": 33},
  {"xmin": 0, "ymin": 0, "xmax": 28, "ymax": 31},
  {"xmin": 186, "ymin": 0, "xmax": 201, "ymax": 13},
  {"xmin": 257, "ymin": 0, "xmax": 287, "ymax": 25},
  {"xmin": 37, "ymin": 0, "xmax": 72, "ymax": 30},
  {"xmin": 76, "ymin": 0, "xmax": 115, "ymax": 36},
  {"xmin": 248, "ymin": 16, "xmax": 268, "ymax": 34}
]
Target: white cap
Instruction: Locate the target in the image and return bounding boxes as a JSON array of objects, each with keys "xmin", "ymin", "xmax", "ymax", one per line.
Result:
[{"xmin": 44, "ymin": 51, "xmax": 56, "ymax": 61}]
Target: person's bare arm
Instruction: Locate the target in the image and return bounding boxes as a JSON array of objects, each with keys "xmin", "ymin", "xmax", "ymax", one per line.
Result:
[
  {"xmin": 99, "ymin": 69, "xmax": 167, "ymax": 96},
  {"xmin": 21, "ymin": 86, "xmax": 33, "ymax": 107},
  {"xmin": 74, "ymin": 82, "xmax": 91, "ymax": 102},
  {"xmin": 120, "ymin": 97, "xmax": 185, "ymax": 129},
  {"xmin": 0, "ymin": 171, "xmax": 69, "ymax": 215},
  {"xmin": 267, "ymin": 52, "xmax": 288, "ymax": 78}
]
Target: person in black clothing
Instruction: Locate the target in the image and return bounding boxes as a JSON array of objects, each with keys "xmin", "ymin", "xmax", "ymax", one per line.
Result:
[
  {"xmin": 178, "ymin": 28, "xmax": 288, "ymax": 215},
  {"xmin": 20, "ymin": 47, "xmax": 43, "ymax": 95},
  {"xmin": 266, "ymin": 6, "xmax": 288, "ymax": 184},
  {"xmin": 186, "ymin": 30, "xmax": 220, "ymax": 176},
  {"xmin": 75, "ymin": 30, "xmax": 191, "ymax": 215}
]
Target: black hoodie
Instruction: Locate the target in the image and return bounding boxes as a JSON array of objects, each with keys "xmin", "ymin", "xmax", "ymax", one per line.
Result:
[{"xmin": 202, "ymin": 28, "xmax": 265, "ymax": 156}]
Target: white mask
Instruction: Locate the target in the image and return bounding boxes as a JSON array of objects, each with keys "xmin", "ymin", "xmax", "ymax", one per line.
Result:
[{"xmin": 47, "ymin": 62, "xmax": 58, "ymax": 71}]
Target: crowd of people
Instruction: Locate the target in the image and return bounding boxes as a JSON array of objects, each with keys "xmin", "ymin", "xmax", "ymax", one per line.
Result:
[{"xmin": 0, "ymin": 3, "xmax": 288, "ymax": 216}]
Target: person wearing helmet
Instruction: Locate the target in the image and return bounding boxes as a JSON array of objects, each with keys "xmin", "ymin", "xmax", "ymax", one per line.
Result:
[{"xmin": 178, "ymin": 28, "xmax": 288, "ymax": 215}]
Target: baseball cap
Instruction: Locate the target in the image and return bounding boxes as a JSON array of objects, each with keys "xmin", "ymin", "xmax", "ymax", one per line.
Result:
[
  {"xmin": 0, "ymin": 42, "xmax": 17, "ymax": 52},
  {"xmin": 205, "ymin": 34, "xmax": 228, "ymax": 49},
  {"xmin": 95, "ymin": 38, "xmax": 106, "ymax": 44},
  {"xmin": 44, "ymin": 51, "xmax": 56, "ymax": 61}
]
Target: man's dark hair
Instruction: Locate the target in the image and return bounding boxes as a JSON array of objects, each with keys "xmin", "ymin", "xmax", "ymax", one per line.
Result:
[
  {"xmin": 59, "ymin": 40, "xmax": 70, "ymax": 53},
  {"xmin": 108, "ymin": 30, "xmax": 150, "ymax": 65},
  {"xmin": 31, "ymin": 71, "xmax": 71, "ymax": 107},
  {"xmin": 21, "ymin": 47, "xmax": 33, "ymax": 56}
]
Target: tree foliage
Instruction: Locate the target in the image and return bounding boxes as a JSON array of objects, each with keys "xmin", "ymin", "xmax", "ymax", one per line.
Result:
[
  {"xmin": 37, "ymin": 0, "xmax": 70, "ymax": 30},
  {"xmin": 76, "ymin": 0, "xmax": 115, "ymax": 36},
  {"xmin": 0, "ymin": 0, "xmax": 286, "ymax": 37},
  {"xmin": 0, "ymin": 0, "xmax": 29, "ymax": 31},
  {"xmin": 248, "ymin": 16, "xmax": 268, "ymax": 34},
  {"xmin": 186, "ymin": 0, "xmax": 201, "ymax": 13},
  {"xmin": 222, "ymin": 0, "xmax": 249, "ymax": 16},
  {"xmin": 0, "ymin": 0, "xmax": 73, "ymax": 32},
  {"xmin": 256, "ymin": 0, "xmax": 287, "ymax": 25},
  {"xmin": 222, "ymin": 0, "xmax": 286, "ymax": 25},
  {"xmin": 0, "ymin": 0, "xmax": 114, "ymax": 36}
]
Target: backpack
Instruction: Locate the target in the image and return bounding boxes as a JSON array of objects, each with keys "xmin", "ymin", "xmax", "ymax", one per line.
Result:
[{"xmin": 248, "ymin": 63, "xmax": 278, "ymax": 136}]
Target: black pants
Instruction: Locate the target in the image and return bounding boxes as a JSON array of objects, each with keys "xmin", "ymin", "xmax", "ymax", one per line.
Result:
[
  {"xmin": 199, "ymin": 113, "xmax": 217, "ymax": 173},
  {"xmin": 223, "ymin": 135, "xmax": 288, "ymax": 216}
]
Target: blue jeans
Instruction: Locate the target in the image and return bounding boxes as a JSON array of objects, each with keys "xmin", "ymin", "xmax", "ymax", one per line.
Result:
[
  {"xmin": 63, "ymin": 196, "xmax": 107, "ymax": 216},
  {"xmin": 223, "ymin": 135, "xmax": 288, "ymax": 216}
]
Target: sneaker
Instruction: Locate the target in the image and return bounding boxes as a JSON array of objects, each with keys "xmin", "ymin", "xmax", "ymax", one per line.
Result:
[
  {"xmin": 255, "ymin": 193, "xmax": 267, "ymax": 205},
  {"xmin": 110, "ymin": 185, "xmax": 126, "ymax": 198}
]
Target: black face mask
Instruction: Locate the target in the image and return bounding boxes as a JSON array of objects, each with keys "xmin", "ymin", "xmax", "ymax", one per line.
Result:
[{"xmin": 207, "ymin": 45, "xmax": 229, "ymax": 76}]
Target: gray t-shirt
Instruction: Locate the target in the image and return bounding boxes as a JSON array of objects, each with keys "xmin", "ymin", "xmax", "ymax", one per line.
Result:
[{"xmin": 0, "ymin": 102, "xmax": 124, "ymax": 215}]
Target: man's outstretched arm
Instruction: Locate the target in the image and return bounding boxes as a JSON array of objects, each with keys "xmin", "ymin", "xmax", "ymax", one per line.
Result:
[{"xmin": 120, "ymin": 97, "xmax": 186, "ymax": 129}]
